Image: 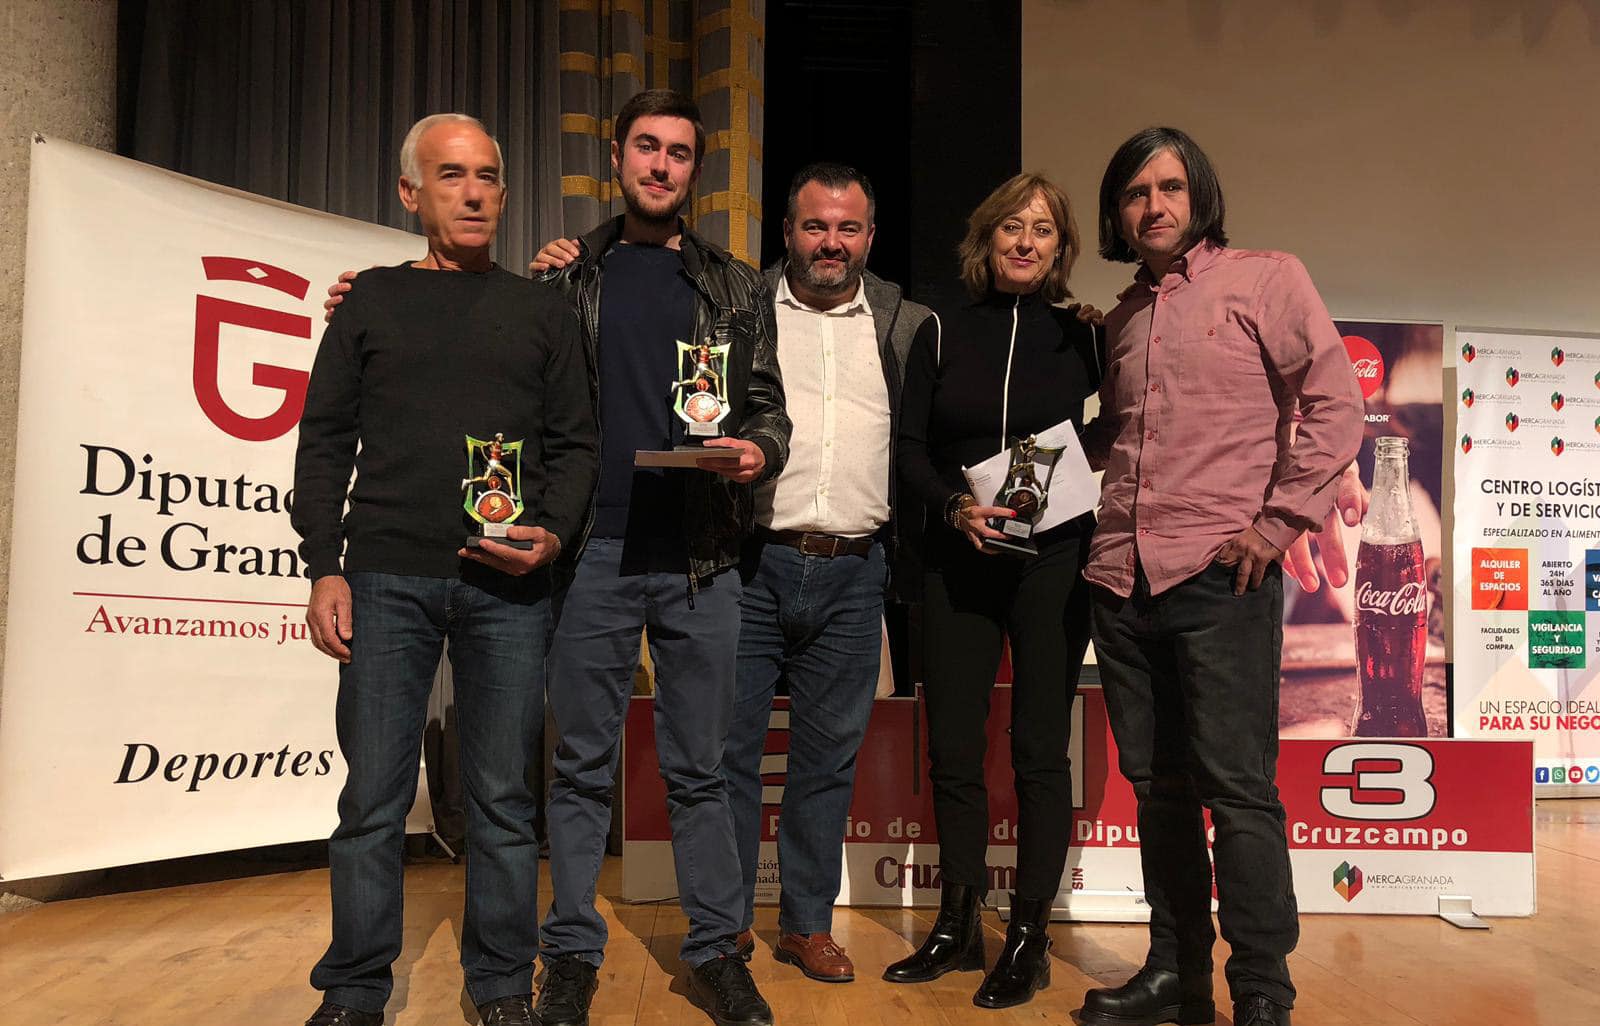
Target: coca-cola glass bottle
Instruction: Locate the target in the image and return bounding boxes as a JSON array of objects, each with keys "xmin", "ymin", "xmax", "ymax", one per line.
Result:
[{"xmin": 1352, "ymin": 436, "xmax": 1429, "ymax": 736}]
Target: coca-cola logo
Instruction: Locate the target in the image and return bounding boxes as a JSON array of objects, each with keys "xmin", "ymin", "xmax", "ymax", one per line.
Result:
[
  {"xmin": 1461, "ymin": 388, "xmax": 1475, "ymax": 408},
  {"xmin": 1505, "ymin": 412, "xmax": 1520, "ymax": 432},
  {"xmin": 1552, "ymin": 392, "xmax": 1565, "ymax": 411},
  {"xmin": 1461, "ymin": 343, "xmax": 1476, "ymax": 363},
  {"xmin": 1552, "ymin": 346, "xmax": 1565, "ymax": 367},
  {"xmin": 1505, "ymin": 366, "xmax": 1520, "ymax": 387},
  {"xmin": 1357, "ymin": 581, "xmax": 1427, "ymax": 617},
  {"xmin": 1342, "ymin": 336, "xmax": 1385, "ymax": 400}
]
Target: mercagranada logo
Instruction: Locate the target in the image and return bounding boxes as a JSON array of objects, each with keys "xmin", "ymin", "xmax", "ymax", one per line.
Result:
[
  {"xmin": 1552, "ymin": 346, "xmax": 1565, "ymax": 367},
  {"xmin": 1553, "ymin": 437, "xmax": 1566, "ymax": 456},
  {"xmin": 1506, "ymin": 366, "xmax": 1520, "ymax": 387},
  {"xmin": 1552, "ymin": 392, "xmax": 1565, "ymax": 411},
  {"xmin": 1506, "ymin": 412, "xmax": 1520, "ymax": 432},
  {"xmin": 1461, "ymin": 434, "xmax": 1473, "ymax": 454},
  {"xmin": 1461, "ymin": 387, "xmax": 1475, "ymax": 408},
  {"xmin": 1334, "ymin": 861, "xmax": 1364, "ymax": 902},
  {"xmin": 1461, "ymin": 343, "xmax": 1476, "ymax": 363}
]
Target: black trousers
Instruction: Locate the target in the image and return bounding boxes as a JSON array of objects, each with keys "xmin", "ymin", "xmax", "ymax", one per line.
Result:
[
  {"xmin": 921, "ymin": 530, "xmax": 1092, "ymax": 901},
  {"xmin": 1091, "ymin": 559, "xmax": 1298, "ymax": 1007}
]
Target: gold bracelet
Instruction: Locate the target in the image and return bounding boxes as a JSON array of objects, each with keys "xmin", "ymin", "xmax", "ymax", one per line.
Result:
[{"xmin": 945, "ymin": 492, "xmax": 976, "ymax": 530}]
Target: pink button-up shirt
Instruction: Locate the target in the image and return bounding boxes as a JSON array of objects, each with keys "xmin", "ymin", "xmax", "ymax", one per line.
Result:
[{"xmin": 1082, "ymin": 242, "xmax": 1363, "ymax": 598}]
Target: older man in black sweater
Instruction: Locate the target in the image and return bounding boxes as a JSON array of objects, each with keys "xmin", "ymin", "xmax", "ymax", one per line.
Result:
[{"xmin": 292, "ymin": 113, "xmax": 596, "ymax": 1026}]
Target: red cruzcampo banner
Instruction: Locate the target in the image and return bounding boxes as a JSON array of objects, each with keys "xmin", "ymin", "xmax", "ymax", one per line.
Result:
[{"xmin": 622, "ymin": 688, "xmax": 1534, "ymax": 917}]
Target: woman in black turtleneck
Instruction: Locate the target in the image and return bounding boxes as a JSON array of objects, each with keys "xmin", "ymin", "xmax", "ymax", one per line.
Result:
[{"xmin": 885, "ymin": 173, "xmax": 1100, "ymax": 1009}]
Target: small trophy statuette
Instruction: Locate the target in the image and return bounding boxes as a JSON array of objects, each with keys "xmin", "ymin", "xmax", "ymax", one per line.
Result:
[
  {"xmin": 985, "ymin": 434, "xmax": 1063, "ymax": 557},
  {"xmin": 671, "ymin": 340, "xmax": 731, "ymax": 441},
  {"xmin": 461, "ymin": 432, "xmax": 533, "ymax": 549}
]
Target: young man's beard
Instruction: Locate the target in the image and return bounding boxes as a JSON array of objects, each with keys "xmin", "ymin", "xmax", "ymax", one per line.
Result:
[{"xmin": 622, "ymin": 177, "xmax": 685, "ymax": 225}]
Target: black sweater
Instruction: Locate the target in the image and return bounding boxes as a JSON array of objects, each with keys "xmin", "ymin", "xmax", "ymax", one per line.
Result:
[
  {"xmin": 898, "ymin": 289, "xmax": 1101, "ymax": 552},
  {"xmin": 292, "ymin": 264, "xmax": 598, "ymax": 580}
]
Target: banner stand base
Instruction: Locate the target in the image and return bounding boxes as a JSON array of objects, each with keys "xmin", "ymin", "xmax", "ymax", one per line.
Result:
[
  {"xmin": 1438, "ymin": 894, "xmax": 1490, "ymax": 930},
  {"xmin": 998, "ymin": 890, "xmax": 1152, "ymax": 924}
]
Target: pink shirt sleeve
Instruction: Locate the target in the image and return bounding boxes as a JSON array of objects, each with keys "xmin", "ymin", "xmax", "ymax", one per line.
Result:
[{"xmin": 1246, "ymin": 256, "xmax": 1365, "ymax": 550}]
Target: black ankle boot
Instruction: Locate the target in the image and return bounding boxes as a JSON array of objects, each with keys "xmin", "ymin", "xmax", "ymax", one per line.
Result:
[
  {"xmin": 972, "ymin": 893, "xmax": 1052, "ymax": 1008},
  {"xmin": 1080, "ymin": 965, "xmax": 1215, "ymax": 1026},
  {"xmin": 882, "ymin": 881, "xmax": 986, "ymax": 983}
]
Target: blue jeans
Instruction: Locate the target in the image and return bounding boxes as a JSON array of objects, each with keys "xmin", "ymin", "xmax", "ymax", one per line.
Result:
[
  {"xmin": 725, "ymin": 539, "xmax": 885, "ymax": 934},
  {"xmin": 541, "ymin": 538, "xmax": 744, "ymax": 968},
  {"xmin": 311, "ymin": 569, "xmax": 551, "ymax": 1013}
]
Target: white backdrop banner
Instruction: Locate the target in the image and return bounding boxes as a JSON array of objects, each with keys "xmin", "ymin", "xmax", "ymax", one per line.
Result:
[
  {"xmin": 0, "ymin": 138, "xmax": 432, "ymax": 880},
  {"xmin": 1452, "ymin": 329, "xmax": 1600, "ymax": 796}
]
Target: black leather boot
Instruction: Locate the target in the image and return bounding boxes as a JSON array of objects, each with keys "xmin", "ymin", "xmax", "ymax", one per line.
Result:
[
  {"xmin": 881, "ymin": 881, "xmax": 986, "ymax": 983},
  {"xmin": 1080, "ymin": 966, "xmax": 1215, "ymax": 1026},
  {"xmin": 972, "ymin": 893, "xmax": 1053, "ymax": 1008}
]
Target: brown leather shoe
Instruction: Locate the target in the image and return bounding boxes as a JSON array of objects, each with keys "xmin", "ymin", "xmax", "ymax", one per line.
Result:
[
  {"xmin": 735, "ymin": 929, "xmax": 756, "ymax": 961},
  {"xmin": 774, "ymin": 931, "xmax": 855, "ymax": 983}
]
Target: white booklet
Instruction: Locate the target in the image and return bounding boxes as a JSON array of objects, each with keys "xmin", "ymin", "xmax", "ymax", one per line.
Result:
[{"xmin": 961, "ymin": 417, "xmax": 1098, "ymax": 532}]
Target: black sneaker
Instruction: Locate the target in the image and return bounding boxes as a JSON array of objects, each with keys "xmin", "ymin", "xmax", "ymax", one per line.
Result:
[
  {"xmin": 303, "ymin": 1001, "xmax": 383, "ymax": 1026},
  {"xmin": 535, "ymin": 956, "xmax": 599, "ymax": 1026},
  {"xmin": 476, "ymin": 993, "xmax": 536, "ymax": 1025},
  {"xmin": 689, "ymin": 955, "xmax": 774, "ymax": 1026}
]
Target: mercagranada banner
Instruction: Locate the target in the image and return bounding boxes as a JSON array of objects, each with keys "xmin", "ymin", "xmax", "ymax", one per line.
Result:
[
  {"xmin": 0, "ymin": 138, "xmax": 431, "ymax": 879},
  {"xmin": 1452, "ymin": 328, "xmax": 1600, "ymax": 797}
]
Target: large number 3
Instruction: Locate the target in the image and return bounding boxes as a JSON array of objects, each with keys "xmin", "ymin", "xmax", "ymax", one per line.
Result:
[{"xmin": 1319, "ymin": 743, "xmax": 1437, "ymax": 821}]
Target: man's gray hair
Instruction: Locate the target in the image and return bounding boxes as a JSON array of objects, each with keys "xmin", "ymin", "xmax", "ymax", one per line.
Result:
[{"xmin": 399, "ymin": 113, "xmax": 505, "ymax": 185}]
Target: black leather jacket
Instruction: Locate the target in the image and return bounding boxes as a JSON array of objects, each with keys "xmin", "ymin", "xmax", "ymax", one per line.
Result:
[{"xmin": 539, "ymin": 216, "xmax": 791, "ymax": 586}]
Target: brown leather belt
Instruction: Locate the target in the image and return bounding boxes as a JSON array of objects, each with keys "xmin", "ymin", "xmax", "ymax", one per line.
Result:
[{"xmin": 759, "ymin": 528, "xmax": 875, "ymax": 558}]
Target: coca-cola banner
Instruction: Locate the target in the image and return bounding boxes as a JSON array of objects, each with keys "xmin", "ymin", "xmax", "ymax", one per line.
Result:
[
  {"xmin": 622, "ymin": 691, "xmax": 1535, "ymax": 916},
  {"xmin": 0, "ymin": 139, "xmax": 433, "ymax": 879},
  {"xmin": 1453, "ymin": 329, "xmax": 1600, "ymax": 796},
  {"xmin": 1280, "ymin": 321, "xmax": 1447, "ymax": 738}
]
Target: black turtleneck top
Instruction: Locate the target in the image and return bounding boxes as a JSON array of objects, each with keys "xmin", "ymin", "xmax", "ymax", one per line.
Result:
[{"xmin": 897, "ymin": 288, "xmax": 1102, "ymax": 549}]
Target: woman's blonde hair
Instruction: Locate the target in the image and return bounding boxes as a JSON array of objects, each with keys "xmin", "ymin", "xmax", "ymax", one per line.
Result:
[{"xmin": 957, "ymin": 172, "xmax": 1080, "ymax": 301}]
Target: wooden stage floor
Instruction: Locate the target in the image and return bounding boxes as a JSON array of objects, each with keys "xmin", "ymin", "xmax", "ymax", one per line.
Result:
[{"xmin": 3, "ymin": 799, "xmax": 1596, "ymax": 1025}]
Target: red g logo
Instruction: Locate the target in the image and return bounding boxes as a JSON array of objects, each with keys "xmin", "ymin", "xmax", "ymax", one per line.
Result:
[
  {"xmin": 193, "ymin": 257, "xmax": 312, "ymax": 442},
  {"xmin": 1342, "ymin": 336, "xmax": 1385, "ymax": 400}
]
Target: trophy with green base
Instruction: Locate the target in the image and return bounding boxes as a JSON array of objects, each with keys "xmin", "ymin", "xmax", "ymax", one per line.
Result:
[
  {"xmin": 461, "ymin": 432, "xmax": 532, "ymax": 549},
  {"xmin": 671, "ymin": 340, "xmax": 732, "ymax": 441}
]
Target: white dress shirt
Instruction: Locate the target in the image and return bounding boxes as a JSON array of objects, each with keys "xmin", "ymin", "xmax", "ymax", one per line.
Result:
[{"xmin": 756, "ymin": 273, "xmax": 891, "ymax": 537}]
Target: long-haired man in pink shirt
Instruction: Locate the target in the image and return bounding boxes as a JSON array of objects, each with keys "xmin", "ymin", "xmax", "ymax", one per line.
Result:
[{"xmin": 1077, "ymin": 128, "xmax": 1364, "ymax": 1026}]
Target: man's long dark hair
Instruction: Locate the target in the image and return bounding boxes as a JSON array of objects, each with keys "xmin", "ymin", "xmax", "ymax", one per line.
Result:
[{"xmin": 1097, "ymin": 127, "xmax": 1228, "ymax": 263}]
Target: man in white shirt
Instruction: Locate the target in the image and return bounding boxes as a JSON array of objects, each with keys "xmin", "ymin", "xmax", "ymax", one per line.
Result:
[{"xmin": 725, "ymin": 163, "xmax": 931, "ymax": 983}]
